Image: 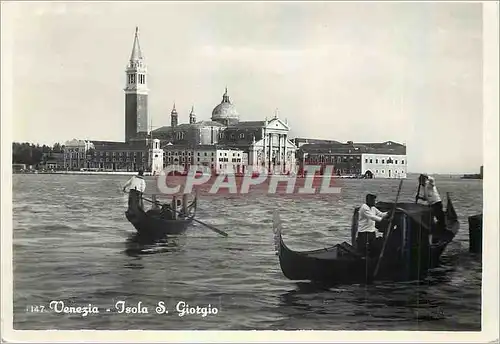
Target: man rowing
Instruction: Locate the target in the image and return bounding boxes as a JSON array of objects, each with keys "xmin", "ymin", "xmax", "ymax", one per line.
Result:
[
  {"xmin": 357, "ymin": 194, "xmax": 390, "ymax": 257},
  {"xmin": 416, "ymin": 174, "xmax": 452, "ymax": 243},
  {"xmin": 123, "ymin": 170, "xmax": 146, "ymax": 209}
]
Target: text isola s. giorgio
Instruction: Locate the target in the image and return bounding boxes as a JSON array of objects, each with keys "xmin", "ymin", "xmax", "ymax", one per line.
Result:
[{"xmin": 48, "ymin": 300, "xmax": 219, "ymax": 317}]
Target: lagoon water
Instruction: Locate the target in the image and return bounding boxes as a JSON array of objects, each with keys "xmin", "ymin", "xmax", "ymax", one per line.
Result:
[{"xmin": 12, "ymin": 174, "xmax": 482, "ymax": 330}]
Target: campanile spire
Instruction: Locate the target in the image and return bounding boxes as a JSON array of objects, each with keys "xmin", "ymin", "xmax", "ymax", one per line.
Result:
[
  {"xmin": 124, "ymin": 26, "xmax": 148, "ymax": 142},
  {"xmin": 129, "ymin": 26, "xmax": 143, "ymax": 62}
]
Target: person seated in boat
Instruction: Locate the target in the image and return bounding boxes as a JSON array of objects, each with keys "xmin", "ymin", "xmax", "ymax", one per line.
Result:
[
  {"xmin": 416, "ymin": 174, "xmax": 451, "ymax": 243},
  {"xmin": 357, "ymin": 194, "xmax": 390, "ymax": 257},
  {"xmin": 176, "ymin": 199, "xmax": 185, "ymax": 218},
  {"xmin": 122, "ymin": 170, "xmax": 146, "ymax": 209},
  {"xmin": 159, "ymin": 203, "xmax": 174, "ymax": 220}
]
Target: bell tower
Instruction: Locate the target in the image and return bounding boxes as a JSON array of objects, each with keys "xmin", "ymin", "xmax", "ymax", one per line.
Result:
[
  {"xmin": 189, "ymin": 106, "xmax": 196, "ymax": 124},
  {"xmin": 171, "ymin": 103, "xmax": 178, "ymax": 128},
  {"xmin": 124, "ymin": 27, "xmax": 148, "ymax": 142}
]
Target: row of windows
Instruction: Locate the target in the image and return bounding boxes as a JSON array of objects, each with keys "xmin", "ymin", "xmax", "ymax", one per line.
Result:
[
  {"xmin": 105, "ymin": 151, "xmax": 142, "ymax": 157},
  {"xmin": 302, "ymin": 168, "xmax": 362, "ymax": 174},
  {"xmin": 127, "ymin": 74, "xmax": 146, "ymax": 85},
  {"xmin": 365, "ymin": 158, "xmax": 405, "ymax": 164},
  {"xmin": 306, "ymin": 156, "xmax": 360, "ymax": 163},
  {"xmin": 218, "ymin": 132, "xmax": 248, "ymax": 140},
  {"xmin": 165, "ymin": 156, "xmax": 245, "ymax": 163},
  {"xmin": 165, "ymin": 151, "xmax": 243, "ymax": 157},
  {"xmin": 174, "ymin": 132, "xmax": 255, "ymax": 140},
  {"xmin": 160, "ymin": 163, "xmax": 247, "ymax": 171},
  {"xmin": 374, "ymin": 170, "xmax": 406, "ymax": 174},
  {"xmin": 216, "ymin": 158, "xmax": 244, "ymax": 163},
  {"xmin": 70, "ymin": 151, "xmax": 143, "ymax": 157},
  {"xmin": 167, "ymin": 151, "xmax": 190, "ymax": 156},
  {"xmin": 82, "ymin": 158, "xmax": 146, "ymax": 163},
  {"xmin": 167, "ymin": 157, "xmax": 191, "ymax": 163}
]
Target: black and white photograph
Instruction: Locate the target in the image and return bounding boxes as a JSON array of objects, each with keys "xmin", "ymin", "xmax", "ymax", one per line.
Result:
[{"xmin": 1, "ymin": 1, "xmax": 498, "ymax": 342}]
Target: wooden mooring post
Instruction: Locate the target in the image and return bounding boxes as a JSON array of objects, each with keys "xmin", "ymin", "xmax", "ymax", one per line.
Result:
[
  {"xmin": 351, "ymin": 207, "xmax": 360, "ymax": 248},
  {"xmin": 468, "ymin": 213, "xmax": 482, "ymax": 254}
]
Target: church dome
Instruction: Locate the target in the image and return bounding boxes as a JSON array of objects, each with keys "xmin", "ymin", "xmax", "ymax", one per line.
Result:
[{"xmin": 211, "ymin": 88, "xmax": 239, "ymax": 123}]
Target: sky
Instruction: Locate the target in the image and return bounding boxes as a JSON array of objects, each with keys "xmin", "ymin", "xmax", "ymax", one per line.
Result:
[{"xmin": 4, "ymin": 1, "xmax": 484, "ymax": 174}]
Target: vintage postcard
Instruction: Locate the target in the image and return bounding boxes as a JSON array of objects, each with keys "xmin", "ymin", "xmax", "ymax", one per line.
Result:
[{"xmin": 1, "ymin": 1, "xmax": 498, "ymax": 343}]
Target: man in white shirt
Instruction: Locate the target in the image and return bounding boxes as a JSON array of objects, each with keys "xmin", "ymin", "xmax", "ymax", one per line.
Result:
[
  {"xmin": 417, "ymin": 174, "xmax": 448, "ymax": 242},
  {"xmin": 356, "ymin": 194, "xmax": 390, "ymax": 257},
  {"xmin": 123, "ymin": 170, "xmax": 146, "ymax": 209}
]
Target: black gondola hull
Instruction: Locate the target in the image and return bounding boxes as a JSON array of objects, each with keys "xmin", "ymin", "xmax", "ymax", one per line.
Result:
[
  {"xmin": 125, "ymin": 190, "xmax": 197, "ymax": 237},
  {"xmin": 273, "ymin": 195, "xmax": 459, "ymax": 285}
]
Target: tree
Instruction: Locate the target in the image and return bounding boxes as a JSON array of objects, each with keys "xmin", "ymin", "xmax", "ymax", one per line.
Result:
[{"xmin": 12, "ymin": 142, "xmax": 45, "ymax": 165}]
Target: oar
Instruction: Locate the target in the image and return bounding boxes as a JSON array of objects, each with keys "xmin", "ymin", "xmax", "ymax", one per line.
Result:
[
  {"xmin": 415, "ymin": 174, "xmax": 426, "ymax": 204},
  {"xmin": 415, "ymin": 183, "xmax": 421, "ymax": 204},
  {"xmin": 373, "ymin": 179, "xmax": 404, "ymax": 279},
  {"xmin": 169, "ymin": 203, "xmax": 229, "ymax": 238},
  {"xmin": 135, "ymin": 193, "xmax": 229, "ymax": 237},
  {"xmin": 190, "ymin": 217, "xmax": 229, "ymax": 237}
]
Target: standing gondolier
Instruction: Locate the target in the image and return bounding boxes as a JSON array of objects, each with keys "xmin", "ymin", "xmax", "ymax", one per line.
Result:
[
  {"xmin": 123, "ymin": 170, "xmax": 146, "ymax": 209},
  {"xmin": 357, "ymin": 194, "xmax": 390, "ymax": 257},
  {"xmin": 416, "ymin": 174, "xmax": 449, "ymax": 242}
]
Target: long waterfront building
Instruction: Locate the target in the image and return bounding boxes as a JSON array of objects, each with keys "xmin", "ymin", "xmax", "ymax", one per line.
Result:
[{"xmin": 295, "ymin": 138, "xmax": 407, "ymax": 178}]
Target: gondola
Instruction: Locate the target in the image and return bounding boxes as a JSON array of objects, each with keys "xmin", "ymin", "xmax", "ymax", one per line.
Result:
[
  {"xmin": 272, "ymin": 194, "xmax": 459, "ymax": 284},
  {"xmin": 125, "ymin": 189, "xmax": 197, "ymax": 237}
]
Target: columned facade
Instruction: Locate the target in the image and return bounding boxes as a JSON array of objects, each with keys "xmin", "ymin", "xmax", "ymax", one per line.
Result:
[{"xmin": 249, "ymin": 116, "xmax": 297, "ymax": 174}]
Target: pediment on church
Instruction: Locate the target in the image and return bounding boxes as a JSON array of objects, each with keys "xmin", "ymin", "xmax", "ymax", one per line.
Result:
[{"xmin": 265, "ymin": 117, "xmax": 289, "ymax": 131}]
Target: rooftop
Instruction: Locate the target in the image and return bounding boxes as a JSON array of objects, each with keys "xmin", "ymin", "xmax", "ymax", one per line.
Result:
[
  {"xmin": 228, "ymin": 121, "xmax": 266, "ymax": 128},
  {"xmin": 299, "ymin": 140, "xmax": 406, "ymax": 155}
]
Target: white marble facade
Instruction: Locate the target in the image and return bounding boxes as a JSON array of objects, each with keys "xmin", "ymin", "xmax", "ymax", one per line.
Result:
[{"xmin": 248, "ymin": 117, "xmax": 297, "ymax": 174}]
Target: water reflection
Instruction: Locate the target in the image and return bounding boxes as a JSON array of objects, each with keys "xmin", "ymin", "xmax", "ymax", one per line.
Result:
[
  {"xmin": 124, "ymin": 232, "xmax": 187, "ymax": 257},
  {"xmin": 277, "ymin": 264, "xmax": 461, "ymax": 324}
]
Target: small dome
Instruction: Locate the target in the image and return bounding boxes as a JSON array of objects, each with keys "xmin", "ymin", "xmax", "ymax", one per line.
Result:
[{"xmin": 211, "ymin": 88, "xmax": 239, "ymax": 122}]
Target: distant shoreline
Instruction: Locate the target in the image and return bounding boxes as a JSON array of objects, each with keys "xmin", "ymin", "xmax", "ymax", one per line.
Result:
[
  {"xmin": 13, "ymin": 171, "xmax": 149, "ymax": 176},
  {"xmin": 11, "ymin": 170, "xmax": 479, "ymax": 180},
  {"xmin": 13, "ymin": 171, "xmax": 368, "ymax": 178}
]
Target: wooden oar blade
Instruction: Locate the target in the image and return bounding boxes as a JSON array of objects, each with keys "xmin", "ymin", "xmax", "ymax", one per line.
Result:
[{"xmin": 193, "ymin": 219, "xmax": 229, "ymax": 237}]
